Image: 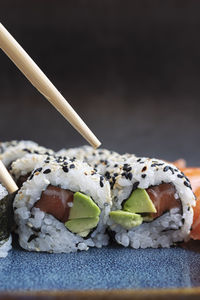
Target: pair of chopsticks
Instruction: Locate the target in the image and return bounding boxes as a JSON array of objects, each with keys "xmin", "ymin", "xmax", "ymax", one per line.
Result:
[{"xmin": 0, "ymin": 23, "xmax": 101, "ymax": 194}]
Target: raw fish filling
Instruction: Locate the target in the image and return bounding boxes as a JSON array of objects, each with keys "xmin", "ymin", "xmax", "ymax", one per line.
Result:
[
  {"xmin": 34, "ymin": 185, "xmax": 74, "ymax": 223},
  {"xmin": 146, "ymin": 183, "xmax": 182, "ymax": 219},
  {"xmin": 34, "ymin": 185, "xmax": 101, "ymax": 237}
]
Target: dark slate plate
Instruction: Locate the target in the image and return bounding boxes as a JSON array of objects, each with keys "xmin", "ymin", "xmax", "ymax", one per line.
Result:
[{"xmin": 1, "ymin": 240, "xmax": 200, "ymax": 291}]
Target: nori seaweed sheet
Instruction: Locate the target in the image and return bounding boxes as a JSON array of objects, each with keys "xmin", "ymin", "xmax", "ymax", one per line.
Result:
[{"xmin": 0, "ymin": 193, "xmax": 15, "ymax": 241}]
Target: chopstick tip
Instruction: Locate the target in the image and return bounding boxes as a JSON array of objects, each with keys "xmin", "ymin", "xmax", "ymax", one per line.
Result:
[{"xmin": 93, "ymin": 140, "xmax": 101, "ymax": 149}]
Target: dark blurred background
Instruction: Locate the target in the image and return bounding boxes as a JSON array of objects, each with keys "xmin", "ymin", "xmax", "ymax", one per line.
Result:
[{"xmin": 1, "ymin": 1, "xmax": 200, "ymax": 164}]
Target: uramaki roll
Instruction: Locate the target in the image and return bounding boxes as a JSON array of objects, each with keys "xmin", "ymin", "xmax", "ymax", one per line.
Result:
[
  {"xmin": 0, "ymin": 140, "xmax": 54, "ymax": 168},
  {"xmin": 105, "ymin": 157, "xmax": 195, "ymax": 248},
  {"xmin": 14, "ymin": 157, "xmax": 111, "ymax": 253},
  {"xmin": 10, "ymin": 153, "xmax": 51, "ymax": 188}
]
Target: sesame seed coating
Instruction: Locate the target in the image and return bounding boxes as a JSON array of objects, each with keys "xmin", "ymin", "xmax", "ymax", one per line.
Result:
[
  {"xmin": 62, "ymin": 166, "xmax": 69, "ymax": 173},
  {"xmin": 43, "ymin": 169, "xmax": 51, "ymax": 174},
  {"xmin": 69, "ymin": 164, "xmax": 75, "ymax": 169}
]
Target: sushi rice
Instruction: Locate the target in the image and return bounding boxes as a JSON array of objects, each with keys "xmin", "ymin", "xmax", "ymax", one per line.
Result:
[
  {"xmin": 105, "ymin": 157, "xmax": 195, "ymax": 248},
  {"xmin": 14, "ymin": 157, "xmax": 112, "ymax": 253}
]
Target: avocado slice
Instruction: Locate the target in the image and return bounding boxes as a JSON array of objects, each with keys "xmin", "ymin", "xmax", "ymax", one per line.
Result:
[
  {"xmin": 109, "ymin": 210, "xmax": 143, "ymax": 230},
  {"xmin": 142, "ymin": 214, "xmax": 154, "ymax": 222},
  {"xmin": 69, "ymin": 192, "xmax": 100, "ymax": 220},
  {"xmin": 78, "ymin": 230, "xmax": 91, "ymax": 237},
  {"xmin": 123, "ymin": 188, "xmax": 157, "ymax": 213},
  {"xmin": 65, "ymin": 216, "xmax": 99, "ymax": 234}
]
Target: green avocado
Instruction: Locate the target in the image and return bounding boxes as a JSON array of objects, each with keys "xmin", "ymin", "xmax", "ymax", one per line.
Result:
[
  {"xmin": 123, "ymin": 188, "xmax": 157, "ymax": 213},
  {"xmin": 65, "ymin": 216, "xmax": 99, "ymax": 234},
  {"xmin": 69, "ymin": 192, "xmax": 101, "ymax": 220},
  {"xmin": 142, "ymin": 214, "xmax": 154, "ymax": 222},
  {"xmin": 78, "ymin": 230, "xmax": 91, "ymax": 237},
  {"xmin": 109, "ymin": 210, "xmax": 143, "ymax": 230}
]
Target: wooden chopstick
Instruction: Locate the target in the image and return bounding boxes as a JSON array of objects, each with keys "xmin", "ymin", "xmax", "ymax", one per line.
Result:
[
  {"xmin": 0, "ymin": 23, "xmax": 101, "ymax": 149},
  {"xmin": 0, "ymin": 160, "xmax": 18, "ymax": 194}
]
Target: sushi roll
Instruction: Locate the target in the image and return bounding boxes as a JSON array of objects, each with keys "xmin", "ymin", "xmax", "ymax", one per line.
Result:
[
  {"xmin": 106, "ymin": 157, "xmax": 195, "ymax": 248},
  {"xmin": 0, "ymin": 140, "xmax": 54, "ymax": 168},
  {"xmin": 0, "ymin": 184, "xmax": 13, "ymax": 257},
  {"xmin": 10, "ymin": 153, "xmax": 52, "ymax": 188},
  {"xmin": 57, "ymin": 145, "xmax": 121, "ymax": 164},
  {"xmin": 57, "ymin": 145, "xmax": 136, "ymax": 175},
  {"xmin": 0, "ymin": 140, "xmax": 38, "ymax": 154},
  {"xmin": 14, "ymin": 157, "xmax": 111, "ymax": 253}
]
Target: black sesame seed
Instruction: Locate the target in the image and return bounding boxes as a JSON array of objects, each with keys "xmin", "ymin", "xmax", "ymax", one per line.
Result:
[
  {"xmin": 177, "ymin": 174, "xmax": 184, "ymax": 179},
  {"xmin": 184, "ymin": 181, "xmax": 191, "ymax": 188},
  {"xmin": 34, "ymin": 150, "xmax": 39, "ymax": 154},
  {"xmin": 125, "ymin": 173, "xmax": 129, "ymax": 179},
  {"xmin": 100, "ymin": 176, "xmax": 104, "ymax": 181},
  {"xmin": 142, "ymin": 166, "xmax": 147, "ymax": 172},
  {"xmin": 141, "ymin": 174, "xmax": 146, "ymax": 178},
  {"xmin": 32, "ymin": 227, "xmax": 40, "ymax": 233},
  {"xmin": 34, "ymin": 168, "xmax": 42, "ymax": 173},
  {"xmin": 185, "ymin": 176, "xmax": 190, "ymax": 182},
  {"xmin": 105, "ymin": 171, "xmax": 111, "ymax": 179},
  {"xmin": 23, "ymin": 148, "xmax": 31, "ymax": 153},
  {"xmin": 151, "ymin": 163, "xmax": 157, "ymax": 167},
  {"xmin": 137, "ymin": 158, "xmax": 141, "ymax": 162},
  {"xmin": 163, "ymin": 166, "xmax": 169, "ymax": 172},
  {"xmin": 113, "ymin": 173, "xmax": 118, "ymax": 177},
  {"xmin": 182, "ymin": 218, "xmax": 185, "ymax": 225},
  {"xmin": 132, "ymin": 181, "xmax": 139, "ymax": 190},
  {"xmin": 69, "ymin": 164, "xmax": 75, "ymax": 169},
  {"xmin": 29, "ymin": 174, "xmax": 34, "ymax": 180},
  {"xmin": 62, "ymin": 166, "xmax": 69, "ymax": 173},
  {"xmin": 114, "ymin": 164, "xmax": 118, "ymax": 167},
  {"xmin": 188, "ymin": 207, "xmax": 190, "ymax": 211},
  {"xmin": 100, "ymin": 181, "xmax": 104, "ymax": 187},
  {"xmin": 169, "ymin": 167, "xmax": 175, "ymax": 174},
  {"xmin": 28, "ymin": 234, "xmax": 37, "ymax": 243},
  {"xmin": 128, "ymin": 173, "xmax": 133, "ymax": 180},
  {"xmin": 43, "ymin": 169, "xmax": 51, "ymax": 174}
]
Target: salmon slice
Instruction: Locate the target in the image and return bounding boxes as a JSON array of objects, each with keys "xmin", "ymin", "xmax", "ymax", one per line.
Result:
[{"xmin": 181, "ymin": 168, "xmax": 200, "ymax": 240}]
